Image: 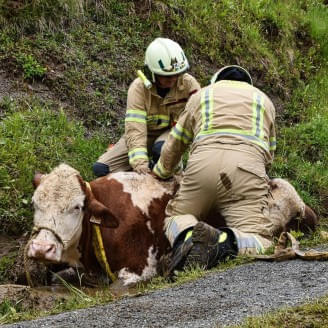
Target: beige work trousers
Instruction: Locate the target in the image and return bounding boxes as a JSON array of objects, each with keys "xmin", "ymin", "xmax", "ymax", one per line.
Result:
[
  {"xmin": 165, "ymin": 143, "xmax": 274, "ymax": 255},
  {"xmin": 97, "ymin": 130, "xmax": 170, "ymax": 173}
]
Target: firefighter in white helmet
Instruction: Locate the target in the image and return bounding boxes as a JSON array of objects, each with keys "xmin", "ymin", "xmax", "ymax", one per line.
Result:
[
  {"xmin": 93, "ymin": 38, "xmax": 200, "ymax": 176},
  {"xmin": 153, "ymin": 65, "xmax": 277, "ymax": 276}
]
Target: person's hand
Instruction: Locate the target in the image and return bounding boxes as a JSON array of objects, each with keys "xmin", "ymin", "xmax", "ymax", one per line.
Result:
[{"xmin": 134, "ymin": 164, "xmax": 151, "ymax": 175}]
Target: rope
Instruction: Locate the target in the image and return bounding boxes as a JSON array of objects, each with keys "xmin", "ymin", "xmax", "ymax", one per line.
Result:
[
  {"xmin": 93, "ymin": 225, "xmax": 117, "ymax": 282},
  {"xmin": 253, "ymin": 232, "xmax": 328, "ymax": 261},
  {"xmin": 85, "ymin": 182, "xmax": 117, "ymax": 282},
  {"xmin": 23, "ymin": 240, "xmax": 34, "ymax": 287}
]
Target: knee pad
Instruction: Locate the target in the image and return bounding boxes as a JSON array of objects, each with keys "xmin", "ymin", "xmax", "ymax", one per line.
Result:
[
  {"xmin": 151, "ymin": 141, "xmax": 165, "ymax": 164},
  {"xmin": 92, "ymin": 162, "xmax": 110, "ymax": 177}
]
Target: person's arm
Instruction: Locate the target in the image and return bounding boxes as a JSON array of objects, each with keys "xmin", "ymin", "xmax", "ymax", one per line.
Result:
[
  {"xmin": 269, "ymin": 123, "xmax": 276, "ymax": 158},
  {"xmin": 268, "ymin": 101, "xmax": 276, "ymax": 159},
  {"xmin": 186, "ymin": 74, "xmax": 201, "ymax": 96},
  {"xmin": 125, "ymin": 80, "xmax": 149, "ymax": 173},
  {"xmin": 153, "ymin": 94, "xmax": 198, "ymax": 179}
]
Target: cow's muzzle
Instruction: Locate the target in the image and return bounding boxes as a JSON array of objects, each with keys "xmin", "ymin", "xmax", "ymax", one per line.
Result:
[{"xmin": 27, "ymin": 228, "xmax": 63, "ymax": 263}]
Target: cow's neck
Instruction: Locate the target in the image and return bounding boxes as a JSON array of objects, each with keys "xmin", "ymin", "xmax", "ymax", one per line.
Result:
[{"xmin": 79, "ymin": 182, "xmax": 116, "ymax": 281}]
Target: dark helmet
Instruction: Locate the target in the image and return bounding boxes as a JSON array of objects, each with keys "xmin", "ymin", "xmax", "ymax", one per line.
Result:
[{"xmin": 210, "ymin": 65, "xmax": 253, "ymax": 85}]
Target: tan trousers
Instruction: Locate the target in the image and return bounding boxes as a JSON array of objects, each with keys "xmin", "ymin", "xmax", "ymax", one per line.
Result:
[
  {"xmin": 97, "ymin": 130, "xmax": 170, "ymax": 173},
  {"xmin": 165, "ymin": 143, "xmax": 274, "ymax": 255}
]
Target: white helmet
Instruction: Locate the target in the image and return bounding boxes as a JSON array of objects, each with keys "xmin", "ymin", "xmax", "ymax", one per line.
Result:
[
  {"xmin": 145, "ymin": 38, "xmax": 189, "ymax": 82},
  {"xmin": 210, "ymin": 65, "xmax": 253, "ymax": 85}
]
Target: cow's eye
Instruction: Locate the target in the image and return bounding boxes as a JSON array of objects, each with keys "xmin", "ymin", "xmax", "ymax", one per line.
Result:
[{"xmin": 74, "ymin": 205, "xmax": 82, "ymax": 211}]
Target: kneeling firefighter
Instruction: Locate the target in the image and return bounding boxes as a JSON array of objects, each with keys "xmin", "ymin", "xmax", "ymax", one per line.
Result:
[
  {"xmin": 93, "ymin": 38, "xmax": 200, "ymax": 177},
  {"xmin": 152, "ymin": 65, "xmax": 277, "ymax": 275}
]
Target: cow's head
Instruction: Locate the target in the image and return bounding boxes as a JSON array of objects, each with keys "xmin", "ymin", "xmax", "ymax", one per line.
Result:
[{"xmin": 27, "ymin": 163, "xmax": 119, "ymax": 266}]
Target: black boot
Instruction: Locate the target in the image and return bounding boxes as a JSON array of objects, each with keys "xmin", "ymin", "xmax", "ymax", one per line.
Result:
[
  {"xmin": 185, "ymin": 222, "xmax": 237, "ymax": 269},
  {"xmin": 158, "ymin": 229, "xmax": 193, "ymax": 278}
]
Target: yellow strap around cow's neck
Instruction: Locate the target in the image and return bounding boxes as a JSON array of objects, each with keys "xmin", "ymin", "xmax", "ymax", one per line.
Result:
[{"xmin": 85, "ymin": 182, "xmax": 116, "ymax": 282}]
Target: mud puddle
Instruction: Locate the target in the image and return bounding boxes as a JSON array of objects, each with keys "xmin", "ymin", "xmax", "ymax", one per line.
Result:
[
  {"xmin": 0, "ymin": 235, "xmax": 22, "ymax": 258},
  {"xmin": 0, "ymin": 234, "xmax": 139, "ymax": 315}
]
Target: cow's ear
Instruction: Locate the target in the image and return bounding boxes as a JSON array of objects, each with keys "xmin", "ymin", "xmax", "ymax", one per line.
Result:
[
  {"xmin": 89, "ymin": 199, "xmax": 119, "ymax": 228},
  {"xmin": 33, "ymin": 172, "xmax": 44, "ymax": 189}
]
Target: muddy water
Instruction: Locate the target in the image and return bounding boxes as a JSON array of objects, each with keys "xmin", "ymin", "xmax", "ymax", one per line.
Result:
[
  {"xmin": 0, "ymin": 234, "xmax": 138, "ymax": 312},
  {"xmin": 0, "ymin": 281, "xmax": 139, "ymax": 314},
  {"xmin": 0, "ymin": 284, "xmax": 70, "ymax": 311}
]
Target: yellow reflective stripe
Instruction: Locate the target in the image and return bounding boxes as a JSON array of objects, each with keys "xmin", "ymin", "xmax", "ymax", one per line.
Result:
[
  {"xmin": 196, "ymin": 129, "xmax": 269, "ymax": 151},
  {"xmin": 147, "ymin": 115, "xmax": 170, "ymax": 128},
  {"xmin": 208, "ymin": 88, "xmax": 214, "ymax": 131},
  {"xmin": 200, "ymin": 87, "xmax": 213, "ymax": 132},
  {"xmin": 125, "ymin": 117, "xmax": 146, "ymax": 123},
  {"xmin": 200, "ymin": 88, "xmax": 207, "ymax": 131},
  {"xmin": 128, "ymin": 147, "xmax": 148, "ymax": 163},
  {"xmin": 197, "ymin": 90, "xmax": 270, "ymax": 152},
  {"xmin": 177, "ymin": 123, "xmax": 192, "ymax": 139},
  {"xmin": 219, "ymin": 232, "xmax": 227, "ymax": 243},
  {"xmin": 170, "ymin": 123, "xmax": 193, "ymax": 144},
  {"xmin": 252, "ymin": 93, "xmax": 265, "ymax": 138},
  {"xmin": 270, "ymin": 137, "xmax": 277, "ymax": 151},
  {"xmin": 125, "ymin": 109, "xmax": 147, "ymax": 124},
  {"xmin": 126, "ymin": 109, "xmax": 147, "ymax": 116},
  {"xmin": 184, "ymin": 230, "xmax": 193, "ymax": 241},
  {"xmin": 153, "ymin": 160, "xmax": 172, "ymax": 179},
  {"xmin": 147, "ymin": 114, "xmax": 170, "ymax": 120}
]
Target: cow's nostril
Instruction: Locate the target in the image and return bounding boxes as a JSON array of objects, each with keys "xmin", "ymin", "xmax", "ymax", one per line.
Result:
[
  {"xmin": 45, "ymin": 243, "xmax": 55, "ymax": 253},
  {"xmin": 30, "ymin": 240, "xmax": 56, "ymax": 258}
]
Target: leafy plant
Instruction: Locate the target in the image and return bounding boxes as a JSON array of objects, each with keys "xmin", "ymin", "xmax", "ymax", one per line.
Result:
[{"xmin": 15, "ymin": 53, "xmax": 46, "ymax": 80}]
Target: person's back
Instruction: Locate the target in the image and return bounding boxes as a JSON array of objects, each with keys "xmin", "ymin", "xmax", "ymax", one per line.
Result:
[
  {"xmin": 153, "ymin": 65, "xmax": 277, "ymax": 276},
  {"xmin": 188, "ymin": 80, "xmax": 275, "ymax": 164}
]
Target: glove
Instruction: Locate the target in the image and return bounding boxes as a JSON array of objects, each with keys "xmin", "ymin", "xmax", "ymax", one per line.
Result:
[{"xmin": 134, "ymin": 163, "xmax": 151, "ymax": 175}]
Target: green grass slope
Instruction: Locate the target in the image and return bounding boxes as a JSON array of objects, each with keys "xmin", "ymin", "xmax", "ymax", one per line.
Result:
[{"xmin": 0, "ymin": 0, "xmax": 328, "ymax": 235}]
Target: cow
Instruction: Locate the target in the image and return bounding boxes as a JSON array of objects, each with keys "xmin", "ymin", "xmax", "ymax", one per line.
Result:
[{"xmin": 27, "ymin": 163, "xmax": 318, "ymax": 286}]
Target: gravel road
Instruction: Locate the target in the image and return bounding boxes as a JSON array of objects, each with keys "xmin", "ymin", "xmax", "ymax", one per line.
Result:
[{"xmin": 5, "ymin": 256, "xmax": 328, "ymax": 328}]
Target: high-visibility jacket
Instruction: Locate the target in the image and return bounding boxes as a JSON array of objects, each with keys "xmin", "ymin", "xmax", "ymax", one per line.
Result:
[
  {"xmin": 154, "ymin": 80, "xmax": 276, "ymax": 179},
  {"xmin": 125, "ymin": 73, "xmax": 200, "ymax": 169}
]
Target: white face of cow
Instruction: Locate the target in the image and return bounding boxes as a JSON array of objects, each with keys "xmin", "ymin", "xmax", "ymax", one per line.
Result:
[{"xmin": 28, "ymin": 164, "xmax": 86, "ymax": 266}]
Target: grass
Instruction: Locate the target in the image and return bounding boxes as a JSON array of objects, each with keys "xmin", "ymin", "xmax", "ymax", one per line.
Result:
[
  {"xmin": 232, "ymin": 296, "xmax": 328, "ymax": 328},
  {"xmin": 0, "ymin": 98, "xmax": 108, "ymax": 234}
]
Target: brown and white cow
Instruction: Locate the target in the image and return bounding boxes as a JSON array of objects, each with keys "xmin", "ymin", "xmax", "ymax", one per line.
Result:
[{"xmin": 28, "ymin": 163, "xmax": 318, "ymax": 285}]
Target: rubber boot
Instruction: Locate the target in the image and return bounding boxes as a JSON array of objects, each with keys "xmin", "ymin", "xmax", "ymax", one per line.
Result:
[
  {"xmin": 158, "ymin": 229, "xmax": 193, "ymax": 278},
  {"xmin": 185, "ymin": 222, "xmax": 237, "ymax": 269}
]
